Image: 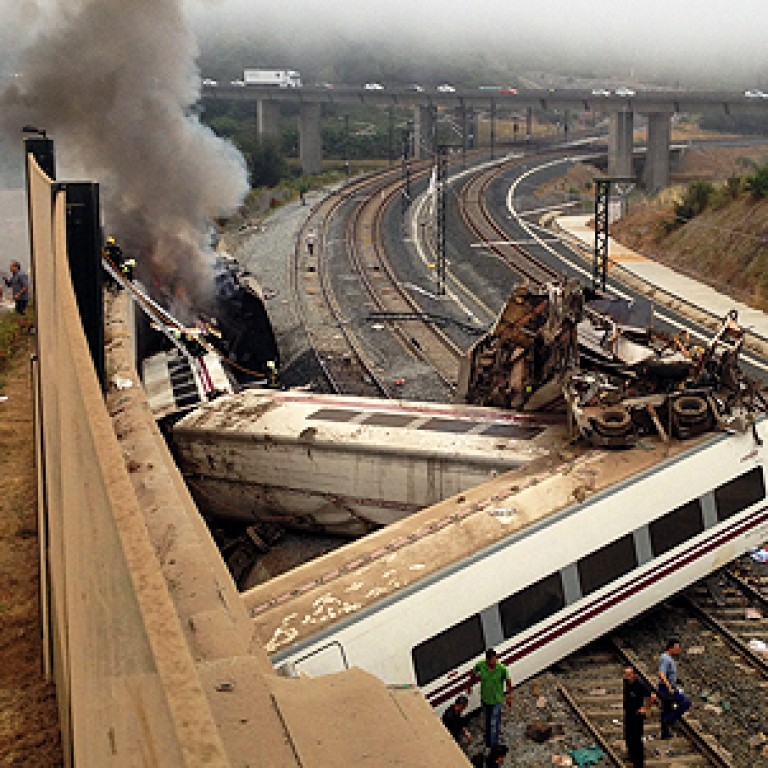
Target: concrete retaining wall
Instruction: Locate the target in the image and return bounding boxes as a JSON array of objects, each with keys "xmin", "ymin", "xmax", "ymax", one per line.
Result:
[{"xmin": 29, "ymin": 155, "xmax": 468, "ymax": 767}]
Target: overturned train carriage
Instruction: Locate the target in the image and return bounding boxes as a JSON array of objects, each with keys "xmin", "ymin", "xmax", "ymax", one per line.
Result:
[
  {"xmin": 171, "ymin": 391, "xmax": 563, "ymax": 536},
  {"xmin": 247, "ymin": 414, "xmax": 768, "ymax": 717}
]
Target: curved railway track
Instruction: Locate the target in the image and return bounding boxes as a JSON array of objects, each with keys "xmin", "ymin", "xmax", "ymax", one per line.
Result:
[
  {"xmin": 290, "ymin": 168, "xmax": 406, "ymax": 396},
  {"xmin": 290, "ymin": 151, "xmax": 572, "ymax": 401},
  {"xmin": 458, "ymin": 160, "xmax": 562, "ymax": 287},
  {"xmin": 268, "ymin": 143, "xmax": 768, "ymax": 764},
  {"xmin": 292, "ymin": 157, "xmax": 485, "ymax": 399}
]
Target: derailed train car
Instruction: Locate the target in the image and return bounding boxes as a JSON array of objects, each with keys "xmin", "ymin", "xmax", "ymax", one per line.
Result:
[
  {"xmin": 245, "ymin": 384, "xmax": 768, "ymax": 717},
  {"xmin": 238, "ymin": 282, "xmax": 768, "ymax": 713}
]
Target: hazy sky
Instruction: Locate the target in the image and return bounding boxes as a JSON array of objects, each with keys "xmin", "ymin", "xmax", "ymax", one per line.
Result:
[{"xmin": 184, "ymin": 0, "xmax": 768, "ymax": 80}]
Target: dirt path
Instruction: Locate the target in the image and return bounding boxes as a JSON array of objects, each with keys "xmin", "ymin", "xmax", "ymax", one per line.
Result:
[{"xmin": 0, "ymin": 338, "xmax": 63, "ymax": 766}]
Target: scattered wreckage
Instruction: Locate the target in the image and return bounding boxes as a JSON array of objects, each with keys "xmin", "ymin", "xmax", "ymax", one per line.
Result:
[{"xmin": 457, "ymin": 279, "xmax": 768, "ymax": 448}]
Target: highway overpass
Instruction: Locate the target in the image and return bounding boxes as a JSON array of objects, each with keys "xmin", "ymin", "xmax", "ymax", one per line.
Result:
[{"xmin": 203, "ymin": 85, "xmax": 768, "ymax": 189}]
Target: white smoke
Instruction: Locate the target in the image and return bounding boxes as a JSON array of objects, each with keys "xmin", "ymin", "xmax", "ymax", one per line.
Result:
[{"xmin": 0, "ymin": 0, "xmax": 249, "ymax": 301}]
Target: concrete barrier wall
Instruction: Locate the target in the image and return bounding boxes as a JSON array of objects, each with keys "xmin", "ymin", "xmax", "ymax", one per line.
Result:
[
  {"xmin": 30, "ymin": 157, "xmax": 233, "ymax": 766},
  {"xmin": 29, "ymin": 154, "xmax": 470, "ymax": 768}
]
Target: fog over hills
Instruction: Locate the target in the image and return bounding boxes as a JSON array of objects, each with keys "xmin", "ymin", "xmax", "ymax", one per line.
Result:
[{"xmin": 186, "ymin": 0, "xmax": 768, "ymax": 88}]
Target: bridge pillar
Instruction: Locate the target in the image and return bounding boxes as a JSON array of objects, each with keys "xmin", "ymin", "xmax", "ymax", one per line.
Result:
[
  {"xmin": 608, "ymin": 111, "xmax": 634, "ymax": 178},
  {"xmin": 643, "ymin": 112, "xmax": 672, "ymax": 192},
  {"xmin": 413, "ymin": 105, "xmax": 436, "ymax": 159},
  {"xmin": 299, "ymin": 102, "xmax": 323, "ymax": 175},
  {"xmin": 256, "ymin": 99, "xmax": 281, "ymax": 138}
]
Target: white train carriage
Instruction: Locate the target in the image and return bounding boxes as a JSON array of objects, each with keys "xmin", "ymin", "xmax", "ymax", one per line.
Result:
[
  {"xmin": 172, "ymin": 390, "xmax": 561, "ymax": 535},
  {"xmin": 246, "ymin": 420, "xmax": 768, "ymax": 713}
]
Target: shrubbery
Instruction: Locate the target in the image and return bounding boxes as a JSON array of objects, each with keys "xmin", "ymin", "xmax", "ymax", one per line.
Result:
[
  {"xmin": 744, "ymin": 163, "xmax": 768, "ymax": 199},
  {"xmin": 673, "ymin": 180, "xmax": 715, "ymax": 224},
  {"xmin": 664, "ymin": 166, "xmax": 767, "ymax": 233}
]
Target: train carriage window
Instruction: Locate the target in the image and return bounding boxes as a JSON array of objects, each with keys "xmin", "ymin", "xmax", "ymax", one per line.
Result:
[
  {"xmin": 499, "ymin": 573, "xmax": 564, "ymax": 638},
  {"xmin": 715, "ymin": 467, "xmax": 765, "ymax": 521},
  {"xmin": 577, "ymin": 534, "xmax": 637, "ymax": 596},
  {"xmin": 649, "ymin": 499, "xmax": 704, "ymax": 557},
  {"xmin": 417, "ymin": 418, "xmax": 476, "ymax": 433},
  {"xmin": 307, "ymin": 408, "xmax": 360, "ymax": 423},
  {"xmin": 412, "ymin": 614, "xmax": 485, "ymax": 686}
]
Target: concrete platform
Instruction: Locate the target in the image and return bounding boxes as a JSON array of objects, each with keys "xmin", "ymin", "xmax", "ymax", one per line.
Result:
[{"xmin": 557, "ymin": 214, "xmax": 768, "ymax": 339}]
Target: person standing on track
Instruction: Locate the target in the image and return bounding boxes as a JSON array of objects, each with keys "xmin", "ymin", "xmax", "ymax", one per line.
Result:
[
  {"xmin": 305, "ymin": 228, "xmax": 316, "ymax": 256},
  {"xmin": 623, "ymin": 666, "xmax": 656, "ymax": 767},
  {"xmin": 467, "ymin": 648, "xmax": 513, "ymax": 751},
  {"xmin": 658, "ymin": 637, "xmax": 691, "ymax": 739}
]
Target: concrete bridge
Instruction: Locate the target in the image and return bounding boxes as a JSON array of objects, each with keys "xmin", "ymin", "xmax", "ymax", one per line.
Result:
[{"xmin": 203, "ymin": 85, "xmax": 768, "ymax": 189}]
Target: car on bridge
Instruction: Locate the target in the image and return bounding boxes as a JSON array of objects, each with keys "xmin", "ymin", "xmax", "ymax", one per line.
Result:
[
  {"xmin": 744, "ymin": 89, "xmax": 768, "ymax": 98},
  {"xmin": 364, "ymin": 82, "xmax": 384, "ymax": 91},
  {"xmin": 591, "ymin": 88, "xmax": 611, "ymax": 97},
  {"xmin": 436, "ymin": 83, "xmax": 456, "ymax": 93},
  {"xmin": 614, "ymin": 86, "xmax": 636, "ymax": 97},
  {"xmin": 202, "ymin": 78, "xmax": 218, "ymax": 87}
]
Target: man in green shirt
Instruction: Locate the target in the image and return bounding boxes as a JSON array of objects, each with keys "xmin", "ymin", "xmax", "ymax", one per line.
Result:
[{"xmin": 468, "ymin": 648, "xmax": 513, "ymax": 749}]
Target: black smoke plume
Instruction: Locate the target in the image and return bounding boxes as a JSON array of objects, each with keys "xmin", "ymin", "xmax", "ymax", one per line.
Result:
[{"xmin": 0, "ymin": 0, "xmax": 249, "ymax": 309}]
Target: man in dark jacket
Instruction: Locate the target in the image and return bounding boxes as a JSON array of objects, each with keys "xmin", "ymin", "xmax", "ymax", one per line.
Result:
[
  {"xmin": 441, "ymin": 695, "xmax": 472, "ymax": 745},
  {"xmin": 623, "ymin": 666, "xmax": 656, "ymax": 767}
]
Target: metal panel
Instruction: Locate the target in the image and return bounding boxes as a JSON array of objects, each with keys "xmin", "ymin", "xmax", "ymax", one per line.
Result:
[
  {"xmin": 479, "ymin": 606, "xmax": 504, "ymax": 649},
  {"xmin": 561, "ymin": 563, "xmax": 582, "ymax": 606}
]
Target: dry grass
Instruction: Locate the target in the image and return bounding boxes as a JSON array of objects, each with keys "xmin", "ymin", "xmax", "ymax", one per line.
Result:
[{"xmin": 611, "ymin": 143, "xmax": 768, "ymax": 310}]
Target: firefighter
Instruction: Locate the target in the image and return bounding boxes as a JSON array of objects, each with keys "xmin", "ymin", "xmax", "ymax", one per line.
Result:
[
  {"xmin": 102, "ymin": 236, "xmax": 123, "ymax": 290},
  {"xmin": 120, "ymin": 256, "xmax": 136, "ymax": 282}
]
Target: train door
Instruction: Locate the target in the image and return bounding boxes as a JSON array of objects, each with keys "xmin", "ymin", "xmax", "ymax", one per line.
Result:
[{"xmin": 288, "ymin": 641, "xmax": 349, "ymax": 678}]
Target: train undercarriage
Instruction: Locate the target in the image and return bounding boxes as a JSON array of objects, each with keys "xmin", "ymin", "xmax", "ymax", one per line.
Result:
[{"xmin": 457, "ymin": 280, "xmax": 768, "ymax": 448}]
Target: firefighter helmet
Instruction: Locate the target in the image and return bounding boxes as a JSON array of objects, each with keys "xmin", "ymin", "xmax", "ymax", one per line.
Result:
[{"xmin": 106, "ymin": 236, "xmax": 116, "ymax": 246}]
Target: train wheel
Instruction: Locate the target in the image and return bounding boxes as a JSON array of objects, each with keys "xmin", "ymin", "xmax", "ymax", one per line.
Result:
[
  {"xmin": 672, "ymin": 394, "xmax": 711, "ymax": 439},
  {"xmin": 672, "ymin": 395, "xmax": 708, "ymax": 423},
  {"xmin": 593, "ymin": 407, "xmax": 632, "ymax": 435}
]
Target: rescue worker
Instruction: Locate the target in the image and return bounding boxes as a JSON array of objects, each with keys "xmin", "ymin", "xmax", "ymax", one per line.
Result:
[
  {"xmin": 120, "ymin": 255, "xmax": 136, "ymax": 282},
  {"xmin": 103, "ymin": 236, "xmax": 124, "ymax": 290}
]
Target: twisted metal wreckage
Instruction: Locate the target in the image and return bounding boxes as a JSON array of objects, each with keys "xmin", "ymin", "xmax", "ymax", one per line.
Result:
[{"xmin": 457, "ymin": 279, "xmax": 768, "ymax": 448}]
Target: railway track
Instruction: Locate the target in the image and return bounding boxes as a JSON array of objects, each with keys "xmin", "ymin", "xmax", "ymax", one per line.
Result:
[
  {"xmin": 289, "ymin": 148, "xmax": 587, "ymax": 400},
  {"xmin": 290, "ymin": 168, "xmax": 406, "ymax": 396},
  {"xmin": 458, "ymin": 160, "xmax": 562, "ymax": 287},
  {"xmin": 292, "ymin": 157, "xmax": 483, "ymax": 399},
  {"xmin": 556, "ymin": 638, "xmax": 734, "ymax": 767}
]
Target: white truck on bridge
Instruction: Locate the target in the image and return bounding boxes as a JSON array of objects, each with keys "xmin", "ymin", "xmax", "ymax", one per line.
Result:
[{"xmin": 243, "ymin": 69, "xmax": 301, "ymax": 88}]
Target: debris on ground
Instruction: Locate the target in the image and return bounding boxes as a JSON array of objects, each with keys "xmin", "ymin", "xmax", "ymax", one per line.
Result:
[
  {"xmin": 568, "ymin": 745, "xmax": 605, "ymax": 766},
  {"xmin": 525, "ymin": 720, "xmax": 554, "ymax": 743}
]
